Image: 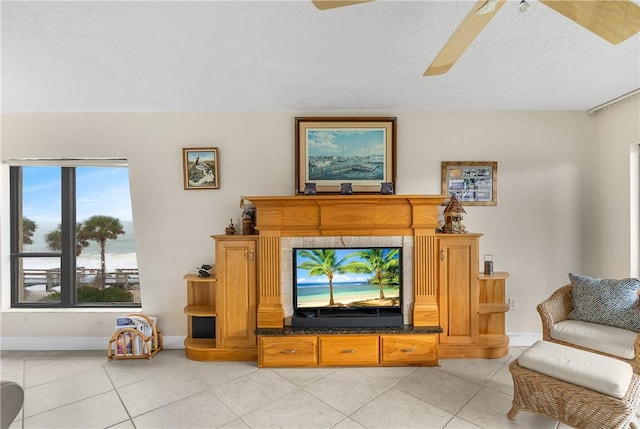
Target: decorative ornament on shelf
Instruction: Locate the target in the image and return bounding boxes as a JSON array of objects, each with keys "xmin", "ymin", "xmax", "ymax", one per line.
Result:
[
  {"xmin": 484, "ymin": 254, "xmax": 494, "ymax": 275},
  {"xmin": 303, "ymin": 183, "xmax": 317, "ymax": 195},
  {"xmin": 225, "ymin": 219, "xmax": 236, "ymax": 235},
  {"xmin": 442, "ymin": 195, "xmax": 467, "ymax": 234},
  {"xmin": 242, "ymin": 211, "xmax": 255, "ymax": 235},
  {"xmin": 380, "ymin": 182, "xmax": 394, "ymax": 195},
  {"xmin": 340, "ymin": 183, "xmax": 353, "ymax": 195},
  {"xmin": 240, "ymin": 197, "xmax": 256, "ymax": 235},
  {"xmin": 197, "ymin": 264, "xmax": 213, "ymax": 278}
]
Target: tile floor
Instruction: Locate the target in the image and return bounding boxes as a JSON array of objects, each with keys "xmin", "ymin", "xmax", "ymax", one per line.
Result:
[{"xmin": 0, "ymin": 347, "xmax": 572, "ymax": 429}]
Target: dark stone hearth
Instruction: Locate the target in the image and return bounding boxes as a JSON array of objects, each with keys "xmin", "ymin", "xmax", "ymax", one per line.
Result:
[{"xmin": 255, "ymin": 325, "xmax": 442, "ymax": 336}]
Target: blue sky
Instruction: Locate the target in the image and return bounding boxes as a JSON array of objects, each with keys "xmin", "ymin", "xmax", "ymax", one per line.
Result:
[
  {"xmin": 307, "ymin": 129, "xmax": 386, "ymax": 158},
  {"xmin": 23, "ymin": 166, "xmax": 134, "ymax": 224},
  {"xmin": 185, "ymin": 150, "xmax": 215, "ymax": 163}
]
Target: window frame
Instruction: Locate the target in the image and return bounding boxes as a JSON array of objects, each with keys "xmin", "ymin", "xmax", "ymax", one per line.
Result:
[
  {"xmin": 631, "ymin": 143, "xmax": 640, "ymax": 278},
  {"xmin": 9, "ymin": 163, "xmax": 140, "ymax": 309}
]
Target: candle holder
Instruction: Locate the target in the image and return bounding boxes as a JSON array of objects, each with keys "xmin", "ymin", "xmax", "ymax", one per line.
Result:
[
  {"xmin": 303, "ymin": 183, "xmax": 317, "ymax": 195},
  {"xmin": 484, "ymin": 254, "xmax": 494, "ymax": 275},
  {"xmin": 340, "ymin": 183, "xmax": 353, "ymax": 195},
  {"xmin": 381, "ymin": 182, "xmax": 394, "ymax": 195}
]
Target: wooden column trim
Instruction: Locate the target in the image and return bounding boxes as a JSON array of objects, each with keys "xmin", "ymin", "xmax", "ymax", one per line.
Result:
[
  {"xmin": 256, "ymin": 231, "xmax": 284, "ymax": 328},
  {"xmin": 413, "ymin": 231, "xmax": 439, "ymax": 326}
]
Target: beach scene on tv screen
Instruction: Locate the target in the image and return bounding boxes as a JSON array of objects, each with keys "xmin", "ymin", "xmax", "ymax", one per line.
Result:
[{"xmin": 294, "ymin": 248, "xmax": 401, "ymax": 308}]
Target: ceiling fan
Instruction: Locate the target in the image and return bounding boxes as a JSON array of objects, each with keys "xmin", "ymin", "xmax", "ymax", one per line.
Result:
[{"xmin": 312, "ymin": 0, "xmax": 640, "ymax": 76}]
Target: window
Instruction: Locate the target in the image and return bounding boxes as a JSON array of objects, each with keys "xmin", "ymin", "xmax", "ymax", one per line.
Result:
[{"xmin": 10, "ymin": 163, "xmax": 140, "ymax": 307}]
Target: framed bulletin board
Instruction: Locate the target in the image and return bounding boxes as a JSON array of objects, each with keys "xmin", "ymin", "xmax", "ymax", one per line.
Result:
[{"xmin": 441, "ymin": 161, "xmax": 497, "ymax": 206}]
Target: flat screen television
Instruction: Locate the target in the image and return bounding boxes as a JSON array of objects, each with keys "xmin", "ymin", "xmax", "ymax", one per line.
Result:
[{"xmin": 292, "ymin": 246, "xmax": 403, "ymax": 328}]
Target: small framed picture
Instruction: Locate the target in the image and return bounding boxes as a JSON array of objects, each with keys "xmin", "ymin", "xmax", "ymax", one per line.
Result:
[
  {"xmin": 182, "ymin": 147, "xmax": 219, "ymax": 190},
  {"xmin": 442, "ymin": 161, "xmax": 497, "ymax": 206}
]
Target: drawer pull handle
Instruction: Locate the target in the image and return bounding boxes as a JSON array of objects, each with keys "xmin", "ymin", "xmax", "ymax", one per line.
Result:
[
  {"xmin": 280, "ymin": 349, "xmax": 296, "ymax": 354},
  {"xmin": 341, "ymin": 349, "xmax": 357, "ymax": 354},
  {"xmin": 401, "ymin": 348, "xmax": 417, "ymax": 353}
]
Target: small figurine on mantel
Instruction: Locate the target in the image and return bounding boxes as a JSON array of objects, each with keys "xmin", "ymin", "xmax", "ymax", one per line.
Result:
[
  {"xmin": 442, "ymin": 195, "xmax": 467, "ymax": 234},
  {"xmin": 225, "ymin": 219, "xmax": 236, "ymax": 235},
  {"xmin": 239, "ymin": 197, "xmax": 256, "ymax": 235},
  {"xmin": 242, "ymin": 209, "xmax": 255, "ymax": 235}
]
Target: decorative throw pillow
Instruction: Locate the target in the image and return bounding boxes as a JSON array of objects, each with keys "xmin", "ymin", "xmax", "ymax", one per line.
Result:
[{"xmin": 568, "ymin": 273, "xmax": 640, "ymax": 333}]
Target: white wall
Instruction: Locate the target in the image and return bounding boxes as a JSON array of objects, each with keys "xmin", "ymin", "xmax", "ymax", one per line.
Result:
[
  {"xmin": 0, "ymin": 110, "xmax": 623, "ymax": 348},
  {"xmin": 590, "ymin": 96, "xmax": 640, "ymax": 277},
  {"xmin": 631, "ymin": 143, "xmax": 639, "ymax": 278}
]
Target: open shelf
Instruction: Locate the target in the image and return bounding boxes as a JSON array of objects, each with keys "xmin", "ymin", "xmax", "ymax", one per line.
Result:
[
  {"xmin": 184, "ymin": 305, "xmax": 216, "ymax": 317},
  {"xmin": 184, "ymin": 337, "xmax": 217, "ymax": 350},
  {"xmin": 184, "ymin": 274, "xmax": 217, "ymax": 283},
  {"xmin": 478, "ymin": 303, "xmax": 509, "ymax": 314}
]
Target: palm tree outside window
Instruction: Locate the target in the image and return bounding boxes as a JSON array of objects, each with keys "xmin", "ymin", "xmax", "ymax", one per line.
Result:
[{"xmin": 9, "ymin": 163, "xmax": 140, "ymax": 308}]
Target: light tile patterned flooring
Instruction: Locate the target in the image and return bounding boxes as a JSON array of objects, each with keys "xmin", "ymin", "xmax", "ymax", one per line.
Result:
[{"xmin": 0, "ymin": 347, "xmax": 573, "ymax": 429}]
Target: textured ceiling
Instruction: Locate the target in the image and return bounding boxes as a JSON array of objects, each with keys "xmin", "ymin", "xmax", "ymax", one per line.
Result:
[{"xmin": 2, "ymin": 0, "xmax": 639, "ymax": 113}]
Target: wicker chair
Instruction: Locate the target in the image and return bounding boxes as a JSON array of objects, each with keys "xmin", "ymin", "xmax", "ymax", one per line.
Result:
[{"xmin": 537, "ymin": 284, "xmax": 640, "ymax": 374}]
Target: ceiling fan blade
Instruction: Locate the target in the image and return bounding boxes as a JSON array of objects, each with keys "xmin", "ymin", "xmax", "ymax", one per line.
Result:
[
  {"xmin": 424, "ymin": 0, "xmax": 506, "ymax": 76},
  {"xmin": 312, "ymin": 0, "xmax": 373, "ymax": 10},
  {"xmin": 540, "ymin": 0, "xmax": 640, "ymax": 44}
]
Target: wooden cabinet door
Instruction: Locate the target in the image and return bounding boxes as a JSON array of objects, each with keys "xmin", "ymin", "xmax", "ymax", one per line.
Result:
[
  {"xmin": 438, "ymin": 236, "xmax": 479, "ymax": 345},
  {"xmin": 216, "ymin": 237, "xmax": 257, "ymax": 348}
]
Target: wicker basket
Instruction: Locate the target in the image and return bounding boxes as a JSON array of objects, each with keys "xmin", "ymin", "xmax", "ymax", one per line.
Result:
[
  {"xmin": 508, "ymin": 359, "xmax": 640, "ymax": 429},
  {"xmin": 107, "ymin": 313, "xmax": 163, "ymax": 360}
]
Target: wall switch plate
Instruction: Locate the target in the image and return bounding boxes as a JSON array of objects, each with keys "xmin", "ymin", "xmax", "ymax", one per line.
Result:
[{"xmin": 508, "ymin": 297, "xmax": 518, "ymax": 310}]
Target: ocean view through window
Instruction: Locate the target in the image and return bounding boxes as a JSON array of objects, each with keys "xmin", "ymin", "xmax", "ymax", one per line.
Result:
[{"xmin": 10, "ymin": 163, "xmax": 140, "ymax": 307}]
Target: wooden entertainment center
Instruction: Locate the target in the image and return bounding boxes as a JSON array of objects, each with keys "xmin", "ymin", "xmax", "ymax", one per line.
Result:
[{"xmin": 183, "ymin": 195, "xmax": 509, "ymax": 366}]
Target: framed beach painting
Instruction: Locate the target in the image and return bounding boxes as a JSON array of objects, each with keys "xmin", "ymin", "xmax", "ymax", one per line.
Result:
[
  {"xmin": 441, "ymin": 161, "xmax": 497, "ymax": 206},
  {"xmin": 182, "ymin": 147, "xmax": 219, "ymax": 190},
  {"xmin": 295, "ymin": 117, "xmax": 397, "ymax": 194}
]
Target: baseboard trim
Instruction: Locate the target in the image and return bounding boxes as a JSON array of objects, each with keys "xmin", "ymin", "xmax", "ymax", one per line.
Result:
[
  {"xmin": 1, "ymin": 335, "xmax": 185, "ymax": 351},
  {"xmin": 507, "ymin": 332, "xmax": 542, "ymax": 347},
  {"xmin": 1, "ymin": 333, "xmax": 539, "ymax": 351}
]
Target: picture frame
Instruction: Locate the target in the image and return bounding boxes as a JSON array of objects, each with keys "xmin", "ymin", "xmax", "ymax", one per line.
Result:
[
  {"xmin": 295, "ymin": 117, "xmax": 397, "ymax": 194},
  {"xmin": 182, "ymin": 147, "xmax": 219, "ymax": 190},
  {"xmin": 441, "ymin": 161, "xmax": 497, "ymax": 206}
]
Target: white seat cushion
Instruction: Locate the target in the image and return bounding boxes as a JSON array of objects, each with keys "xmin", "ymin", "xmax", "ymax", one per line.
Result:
[
  {"xmin": 551, "ymin": 319, "xmax": 637, "ymax": 360},
  {"xmin": 519, "ymin": 340, "xmax": 633, "ymax": 399}
]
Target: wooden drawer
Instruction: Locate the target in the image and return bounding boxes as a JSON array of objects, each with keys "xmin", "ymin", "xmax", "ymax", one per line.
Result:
[
  {"xmin": 259, "ymin": 336, "xmax": 317, "ymax": 367},
  {"xmin": 319, "ymin": 335, "xmax": 379, "ymax": 366},
  {"xmin": 380, "ymin": 334, "xmax": 437, "ymax": 365}
]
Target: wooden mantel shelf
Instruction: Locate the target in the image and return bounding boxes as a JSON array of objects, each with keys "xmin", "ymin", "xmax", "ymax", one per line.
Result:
[{"xmin": 245, "ymin": 194, "xmax": 448, "ymax": 237}]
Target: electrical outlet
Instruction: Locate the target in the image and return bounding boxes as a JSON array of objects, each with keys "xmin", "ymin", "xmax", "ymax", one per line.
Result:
[{"xmin": 509, "ymin": 297, "xmax": 518, "ymax": 310}]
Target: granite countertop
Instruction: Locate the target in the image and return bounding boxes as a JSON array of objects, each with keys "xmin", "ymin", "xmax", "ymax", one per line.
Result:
[{"xmin": 255, "ymin": 325, "xmax": 443, "ymax": 336}]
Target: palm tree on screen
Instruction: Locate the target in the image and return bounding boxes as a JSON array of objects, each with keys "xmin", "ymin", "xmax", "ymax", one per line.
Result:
[
  {"xmin": 297, "ymin": 249, "xmax": 351, "ymax": 306},
  {"xmin": 345, "ymin": 248, "xmax": 400, "ymax": 299}
]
